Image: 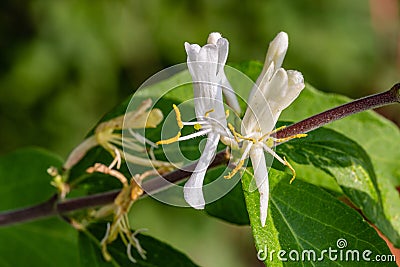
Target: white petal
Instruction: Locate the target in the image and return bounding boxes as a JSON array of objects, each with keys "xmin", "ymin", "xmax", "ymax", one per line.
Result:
[
  {"xmin": 248, "ymin": 62, "xmax": 275, "ymax": 105},
  {"xmin": 250, "ymin": 146, "xmax": 270, "ymax": 227},
  {"xmin": 263, "ymin": 69, "xmax": 304, "ymax": 123},
  {"xmin": 185, "ymin": 39, "xmax": 229, "ymax": 129},
  {"xmin": 184, "ymin": 132, "xmax": 220, "ymax": 209},
  {"xmin": 220, "ymin": 74, "xmax": 241, "ymax": 114},
  {"xmin": 242, "ymin": 69, "xmax": 288, "ymax": 135},
  {"xmin": 216, "ymin": 38, "xmax": 229, "ymax": 77},
  {"xmin": 250, "ymin": 32, "xmax": 288, "ymax": 99},
  {"xmin": 64, "ymin": 136, "xmax": 98, "ymax": 170},
  {"xmin": 207, "ymin": 32, "xmax": 222, "ymax": 45},
  {"xmin": 184, "ymin": 42, "xmax": 201, "ymax": 60},
  {"xmin": 264, "ymin": 32, "xmax": 288, "ymax": 71},
  {"xmin": 207, "ymin": 33, "xmax": 238, "ymax": 112},
  {"xmin": 280, "ymin": 70, "xmax": 305, "ymax": 110}
]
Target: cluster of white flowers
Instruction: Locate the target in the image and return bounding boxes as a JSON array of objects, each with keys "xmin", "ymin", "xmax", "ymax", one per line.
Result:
[{"xmin": 160, "ymin": 31, "xmax": 305, "ymax": 227}]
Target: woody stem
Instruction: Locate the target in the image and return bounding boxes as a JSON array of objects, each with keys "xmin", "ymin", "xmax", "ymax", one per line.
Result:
[
  {"xmin": 0, "ymin": 83, "xmax": 399, "ymax": 227},
  {"xmin": 272, "ymin": 83, "xmax": 400, "ymax": 139}
]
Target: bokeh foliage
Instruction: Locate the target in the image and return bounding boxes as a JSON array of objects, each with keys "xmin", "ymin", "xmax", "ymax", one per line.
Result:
[{"xmin": 0, "ymin": 0, "xmax": 398, "ymax": 157}]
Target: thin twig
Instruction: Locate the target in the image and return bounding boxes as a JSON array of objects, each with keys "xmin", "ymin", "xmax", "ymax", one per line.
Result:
[
  {"xmin": 0, "ymin": 150, "xmax": 230, "ymax": 227},
  {"xmin": 0, "ymin": 83, "xmax": 399, "ymax": 227},
  {"xmin": 273, "ymin": 83, "xmax": 400, "ymax": 139}
]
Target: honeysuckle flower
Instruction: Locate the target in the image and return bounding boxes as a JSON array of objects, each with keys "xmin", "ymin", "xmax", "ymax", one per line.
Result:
[
  {"xmin": 64, "ymin": 99, "xmax": 171, "ymax": 171},
  {"xmin": 230, "ymin": 32, "xmax": 305, "ymax": 226},
  {"xmin": 86, "ymin": 161, "xmax": 148, "ymax": 263},
  {"xmin": 157, "ymin": 32, "xmax": 236, "ymax": 209}
]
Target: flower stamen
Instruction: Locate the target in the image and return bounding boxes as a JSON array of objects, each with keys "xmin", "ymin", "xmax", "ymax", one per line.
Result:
[
  {"xmin": 173, "ymin": 104, "xmax": 184, "ymax": 129},
  {"xmin": 284, "ymin": 156, "xmax": 297, "ymax": 184},
  {"xmin": 157, "ymin": 104, "xmax": 219, "ymax": 145},
  {"xmin": 224, "ymin": 159, "xmax": 245, "ymax": 179},
  {"xmin": 177, "ymin": 128, "xmax": 212, "ymax": 141},
  {"xmin": 194, "ymin": 123, "xmax": 202, "ymax": 130},
  {"xmin": 272, "ymin": 133, "xmax": 308, "ymax": 144},
  {"xmin": 109, "ymin": 148, "xmax": 122, "ymax": 170},
  {"xmin": 204, "ymin": 108, "xmax": 215, "ymax": 117},
  {"xmin": 224, "ymin": 142, "xmax": 252, "ymax": 179},
  {"xmin": 156, "ymin": 132, "xmax": 182, "ymax": 145},
  {"xmin": 258, "ymin": 125, "xmax": 287, "ymax": 141},
  {"xmin": 228, "ymin": 123, "xmax": 257, "ymax": 143}
]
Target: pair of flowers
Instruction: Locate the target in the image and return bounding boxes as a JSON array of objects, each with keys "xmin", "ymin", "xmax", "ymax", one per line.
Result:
[{"xmin": 166, "ymin": 32, "xmax": 305, "ymax": 227}]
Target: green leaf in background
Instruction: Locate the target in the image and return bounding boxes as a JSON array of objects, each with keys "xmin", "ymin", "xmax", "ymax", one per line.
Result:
[
  {"xmin": 59, "ymin": 60, "xmax": 399, "ymax": 259},
  {"xmin": 204, "ymin": 166, "xmax": 250, "ymax": 225},
  {"xmin": 0, "ymin": 147, "xmax": 61, "ymax": 210},
  {"xmin": 79, "ymin": 223, "xmax": 199, "ymax": 267},
  {"xmin": 235, "ymin": 61, "xmax": 400, "ymax": 246},
  {"xmin": 277, "ymin": 126, "xmax": 400, "ymax": 247},
  {"xmin": 280, "ymin": 84, "xmax": 400, "ymax": 247},
  {"xmin": 242, "ymin": 168, "xmax": 395, "ymax": 267},
  {"xmin": 0, "ymin": 147, "xmax": 78, "ymax": 266},
  {"xmin": 121, "ymin": 63, "xmax": 400, "ymax": 239}
]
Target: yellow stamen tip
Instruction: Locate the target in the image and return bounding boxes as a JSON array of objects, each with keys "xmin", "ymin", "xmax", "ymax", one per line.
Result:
[
  {"xmin": 224, "ymin": 159, "xmax": 245, "ymax": 179},
  {"xmin": 225, "ymin": 109, "xmax": 230, "ymax": 118},
  {"xmin": 156, "ymin": 132, "xmax": 182, "ymax": 145},
  {"xmin": 204, "ymin": 109, "xmax": 215, "ymax": 117},
  {"xmin": 172, "ymin": 104, "xmax": 183, "ymax": 129},
  {"xmin": 283, "ymin": 156, "xmax": 296, "ymax": 184},
  {"xmin": 194, "ymin": 123, "xmax": 202, "ymax": 130},
  {"xmin": 228, "ymin": 123, "xmax": 240, "ymax": 143},
  {"xmin": 273, "ymin": 133, "xmax": 308, "ymax": 144}
]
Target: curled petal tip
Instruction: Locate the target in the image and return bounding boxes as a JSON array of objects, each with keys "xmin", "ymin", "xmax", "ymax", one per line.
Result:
[
  {"xmin": 207, "ymin": 32, "xmax": 222, "ymax": 45},
  {"xmin": 287, "ymin": 70, "xmax": 304, "ymax": 86},
  {"xmin": 275, "ymin": 31, "xmax": 289, "ymax": 42},
  {"xmin": 184, "ymin": 42, "xmax": 201, "ymax": 55},
  {"xmin": 265, "ymin": 32, "xmax": 289, "ymax": 70}
]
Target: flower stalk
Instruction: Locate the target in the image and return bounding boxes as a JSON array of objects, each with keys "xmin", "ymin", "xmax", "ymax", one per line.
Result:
[
  {"xmin": 0, "ymin": 79, "xmax": 398, "ymax": 227},
  {"xmin": 273, "ymin": 83, "xmax": 400, "ymax": 140}
]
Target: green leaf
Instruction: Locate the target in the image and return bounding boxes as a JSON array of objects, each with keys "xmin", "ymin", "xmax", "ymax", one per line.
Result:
[
  {"xmin": 0, "ymin": 147, "xmax": 61, "ymax": 210},
  {"xmin": 242, "ymin": 168, "xmax": 396, "ymax": 266},
  {"xmin": 277, "ymin": 125, "xmax": 400, "ymax": 247},
  {"xmin": 79, "ymin": 223, "xmax": 199, "ymax": 267},
  {"xmin": 62, "ymin": 61, "xmax": 400, "ymax": 248},
  {"xmin": 0, "ymin": 147, "xmax": 78, "ymax": 266},
  {"xmin": 231, "ymin": 61, "xmax": 400, "ymax": 246},
  {"xmin": 280, "ymin": 84, "xmax": 400, "ymax": 247},
  {"xmin": 204, "ymin": 166, "xmax": 249, "ymax": 225},
  {"xmin": 0, "ymin": 219, "xmax": 78, "ymax": 267}
]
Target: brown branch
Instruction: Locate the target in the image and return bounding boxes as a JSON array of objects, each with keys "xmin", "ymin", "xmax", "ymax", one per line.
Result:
[
  {"xmin": 273, "ymin": 83, "xmax": 400, "ymax": 139},
  {"xmin": 0, "ymin": 83, "xmax": 399, "ymax": 227},
  {"xmin": 0, "ymin": 150, "xmax": 230, "ymax": 227}
]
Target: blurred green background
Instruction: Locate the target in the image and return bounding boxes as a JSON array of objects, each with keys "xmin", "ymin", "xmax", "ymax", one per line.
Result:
[{"xmin": 0, "ymin": 1, "xmax": 398, "ymax": 266}]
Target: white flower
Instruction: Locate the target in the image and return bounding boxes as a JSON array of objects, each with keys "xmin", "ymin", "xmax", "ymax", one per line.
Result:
[
  {"xmin": 237, "ymin": 32, "xmax": 305, "ymax": 226},
  {"xmin": 64, "ymin": 99, "xmax": 170, "ymax": 170},
  {"xmin": 184, "ymin": 33, "xmax": 239, "ymax": 209},
  {"xmin": 157, "ymin": 32, "xmax": 236, "ymax": 209}
]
